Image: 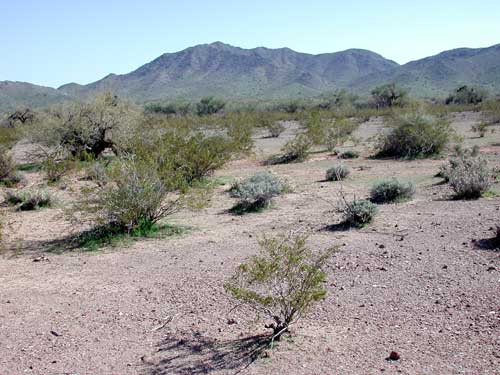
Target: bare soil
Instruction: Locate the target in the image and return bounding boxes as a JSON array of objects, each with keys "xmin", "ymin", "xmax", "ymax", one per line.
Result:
[{"xmin": 1, "ymin": 112, "xmax": 499, "ymax": 375}]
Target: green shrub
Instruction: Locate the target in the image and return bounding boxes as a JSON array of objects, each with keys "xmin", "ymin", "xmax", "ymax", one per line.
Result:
[
  {"xmin": 371, "ymin": 83, "xmax": 408, "ymax": 108},
  {"xmin": 338, "ymin": 150, "xmax": 359, "ymax": 159},
  {"xmin": 271, "ymin": 134, "xmax": 312, "ymax": 164},
  {"xmin": 224, "ymin": 233, "xmax": 335, "ymax": 339},
  {"xmin": 446, "ymin": 85, "xmax": 487, "ymax": 105},
  {"xmin": 326, "ymin": 164, "xmax": 350, "ymax": 181},
  {"xmin": 370, "ymin": 178, "xmax": 415, "ymax": 203},
  {"xmin": 325, "ymin": 118, "xmax": 359, "ymax": 152},
  {"xmin": 340, "ymin": 199, "xmax": 378, "ymax": 227},
  {"xmin": 145, "ymin": 101, "xmax": 191, "ymax": 116},
  {"xmin": 6, "ymin": 189, "xmax": 54, "ymax": 211},
  {"xmin": 376, "ymin": 112, "xmax": 453, "ymax": 158},
  {"xmin": 196, "ymin": 97, "xmax": 225, "ymax": 116},
  {"xmin": 80, "ymin": 157, "xmax": 185, "ymax": 233},
  {"xmin": 230, "ymin": 171, "xmax": 287, "ymax": 211},
  {"xmin": 447, "ymin": 154, "xmax": 492, "ymax": 199}
]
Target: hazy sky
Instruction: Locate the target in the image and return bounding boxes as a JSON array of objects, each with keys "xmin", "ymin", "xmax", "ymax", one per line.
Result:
[{"xmin": 2, "ymin": 0, "xmax": 499, "ymax": 88}]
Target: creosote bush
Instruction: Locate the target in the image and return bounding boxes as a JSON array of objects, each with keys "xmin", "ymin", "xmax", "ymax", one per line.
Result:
[
  {"xmin": 6, "ymin": 189, "xmax": 54, "ymax": 211},
  {"xmin": 446, "ymin": 154, "xmax": 492, "ymax": 199},
  {"xmin": 326, "ymin": 164, "xmax": 350, "ymax": 181},
  {"xmin": 230, "ymin": 171, "xmax": 287, "ymax": 211},
  {"xmin": 196, "ymin": 97, "xmax": 226, "ymax": 116},
  {"xmin": 376, "ymin": 112, "xmax": 453, "ymax": 159},
  {"xmin": 224, "ymin": 233, "xmax": 335, "ymax": 339},
  {"xmin": 340, "ymin": 199, "xmax": 378, "ymax": 227},
  {"xmin": 370, "ymin": 178, "xmax": 415, "ymax": 203},
  {"xmin": 270, "ymin": 134, "xmax": 312, "ymax": 164}
]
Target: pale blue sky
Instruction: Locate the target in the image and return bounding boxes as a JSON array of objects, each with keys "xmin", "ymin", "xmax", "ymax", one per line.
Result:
[{"xmin": 1, "ymin": 0, "xmax": 499, "ymax": 88}]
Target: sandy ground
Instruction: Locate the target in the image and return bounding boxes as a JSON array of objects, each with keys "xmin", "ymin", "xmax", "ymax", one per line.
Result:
[{"xmin": 1, "ymin": 112, "xmax": 499, "ymax": 375}]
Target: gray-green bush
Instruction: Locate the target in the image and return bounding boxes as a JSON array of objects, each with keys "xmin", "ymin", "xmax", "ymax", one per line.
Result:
[
  {"xmin": 446, "ymin": 154, "xmax": 491, "ymax": 199},
  {"xmin": 340, "ymin": 199, "xmax": 378, "ymax": 227},
  {"xmin": 326, "ymin": 164, "xmax": 350, "ymax": 181},
  {"xmin": 230, "ymin": 171, "xmax": 287, "ymax": 211},
  {"xmin": 370, "ymin": 178, "xmax": 415, "ymax": 203}
]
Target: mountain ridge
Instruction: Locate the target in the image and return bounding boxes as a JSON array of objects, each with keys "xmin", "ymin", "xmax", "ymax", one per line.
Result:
[{"xmin": 1, "ymin": 42, "xmax": 499, "ymax": 111}]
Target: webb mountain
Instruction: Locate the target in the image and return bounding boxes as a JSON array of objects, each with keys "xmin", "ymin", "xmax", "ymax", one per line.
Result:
[
  {"xmin": 1, "ymin": 42, "xmax": 500, "ymax": 111},
  {"xmin": 57, "ymin": 42, "xmax": 398, "ymax": 101}
]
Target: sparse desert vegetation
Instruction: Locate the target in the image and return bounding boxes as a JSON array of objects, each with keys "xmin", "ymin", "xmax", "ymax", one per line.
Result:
[{"xmin": 1, "ymin": 60, "xmax": 500, "ymax": 375}]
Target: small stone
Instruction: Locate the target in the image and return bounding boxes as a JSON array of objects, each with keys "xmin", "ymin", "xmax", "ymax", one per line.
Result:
[{"xmin": 388, "ymin": 351, "xmax": 400, "ymax": 361}]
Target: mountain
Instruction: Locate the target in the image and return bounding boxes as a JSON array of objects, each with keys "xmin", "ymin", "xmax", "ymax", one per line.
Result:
[
  {"xmin": 349, "ymin": 44, "xmax": 500, "ymax": 97},
  {"xmin": 56, "ymin": 42, "xmax": 399, "ymax": 101},
  {"xmin": 0, "ymin": 81, "xmax": 71, "ymax": 112},
  {"xmin": 2, "ymin": 42, "xmax": 500, "ymax": 111}
]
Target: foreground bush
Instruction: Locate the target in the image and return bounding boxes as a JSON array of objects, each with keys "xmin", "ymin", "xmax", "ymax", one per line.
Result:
[
  {"xmin": 6, "ymin": 189, "xmax": 54, "ymax": 211},
  {"xmin": 326, "ymin": 164, "xmax": 350, "ymax": 181},
  {"xmin": 370, "ymin": 178, "xmax": 415, "ymax": 203},
  {"xmin": 224, "ymin": 233, "xmax": 334, "ymax": 339},
  {"xmin": 376, "ymin": 112, "xmax": 453, "ymax": 158},
  {"xmin": 230, "ymin": 171, "xmax": 287, "ymax": 211},
  {"xmin": 446, "ymin": 154, "xmax": 491, "ymax": 199},
  {"xmin": 340, "ymin": 199, "xmax": 378, "ymax": 227}
]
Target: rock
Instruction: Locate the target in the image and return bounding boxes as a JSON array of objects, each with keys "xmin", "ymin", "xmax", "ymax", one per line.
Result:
[{"xmin": 387, "ymin": 351, "xmax": 400, "ymax": 361}]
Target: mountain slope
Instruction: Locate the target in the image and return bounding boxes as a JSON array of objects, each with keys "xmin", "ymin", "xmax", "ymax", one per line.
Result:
[
  {"xmin": 0, "ymin": 81, "xmax": 71, "ymax": 112},
  {"xmin": 57, "ymin": 42, "xmax": 399, "ymax": 101},
  {"xmin": 349, "ymin": 44, "xmax": 500, "ymax": 97}
]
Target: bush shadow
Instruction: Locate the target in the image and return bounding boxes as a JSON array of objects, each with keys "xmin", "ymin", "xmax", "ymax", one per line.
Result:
[{"xmin": 147, "ymin": 332, "xmax": 271, "ymax": 375}]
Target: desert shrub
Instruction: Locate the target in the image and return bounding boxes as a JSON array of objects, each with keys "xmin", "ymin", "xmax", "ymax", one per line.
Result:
[
  {"xmin": 196, "ymin": 97, "xmax": 225, "ymax": 116},
  {"xmin": 375, "ymin": 112, "xmax": 453, "ymax": 158},
  {"xmin": 138, "ymin": 131, "xmax": 233, "ymax": 186},
  {"xmin": 340, "ymin": 199, "xmax": 378, "ymax": 227},
  {"xmin": 224, "ymin": 114, "xmax": 255, "ymax": 155},
  {"xmin": 0, "ymin": 150, "xmax": 21, "ymax": 187},
  {"xmin": 446, "ymin": 85, "xmax": 487, "ymax": 105},
  {"xmin": 271, "ymin": 134, "xmax": 312, "ymax": 164},
  {"xmin": 481, "ymin": 99, "xmax": 500, "ymax": 125},
  {"xmin": 371, "ymin": 83, "xmax": 408, "ymax": 108},
  {"xmin": 304, "ymin": 111, "xmax": 326, "ymax": 145},
  {"xmin": 276, "ymin": 100, "xmax": 306, "ymax": 114},
  {"xmin": 268, "ymin": 121, "xmax": 285, "ymax": 138},
  {"xmin": 326, "ymin": 164, "xmax": 350, "ymax": 181},
  {"xmin": 338, "ymin": 150, "xmax": 359, "ymax": 159},
  {"xmin": 446, "ymin": 154, "xmax": 491, "ymax": 199},
  {"xmin": 370, "ymin": 178, "xmax": 415, "ymax": 203},
  {"xmin": 80, "ymin": 157, "xmax": 184, "ymax": 233},
  {"xmin": 6, "ymin": 189, "xmax": 54, "ymax": 211},
  {"xmin": 224, "ymin": 233, "xmax": 334, "ymax": 339},
  {"xmin": 28, "ymin": 93, "xmax": 140, "ymax": 159},
  {"xmin": 471, "ymin": 122, "xmax": 489, "ymax": 137},
  {"xmin": 230, "ymin": 171, "xmax": 287, "ymax": 211},
  {"xmin": 145, "ymin": 101, "xmax": 191, "ymax": 116},
  {"xmin": 325, "ymin": 118, "xmax": 359, "ymax": 152}
]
